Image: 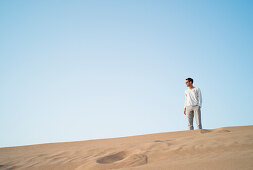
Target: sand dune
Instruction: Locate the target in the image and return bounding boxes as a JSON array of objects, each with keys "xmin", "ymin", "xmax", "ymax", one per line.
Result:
[{"xmin": 1, "ymin": 125, "xmax": 253, "ymax": 170}]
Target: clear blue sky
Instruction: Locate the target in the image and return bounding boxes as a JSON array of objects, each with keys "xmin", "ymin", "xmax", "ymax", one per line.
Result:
[{"xmin": 1, "ymin": 0, "xmax": 252, "ymax": 147}]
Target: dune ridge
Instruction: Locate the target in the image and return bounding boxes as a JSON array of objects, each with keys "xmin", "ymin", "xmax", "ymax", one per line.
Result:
[{"xmin": 1, "ymin": 125, "xmax": 253, "ymax": 170}]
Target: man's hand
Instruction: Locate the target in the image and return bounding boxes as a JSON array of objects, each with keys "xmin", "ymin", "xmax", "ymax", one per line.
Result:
[{"xmin": 184, "ymin": 108, "xmax": 186, "ymax": 115}]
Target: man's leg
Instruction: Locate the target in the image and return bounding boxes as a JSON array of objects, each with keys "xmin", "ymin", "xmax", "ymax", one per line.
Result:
[
  {"xmin": 186, "ymin": 106, "xmax": 194, "ymax": 130},
  {"xmin": 194, "ymin": 106, "xmax": 202, "ymax": 129}
]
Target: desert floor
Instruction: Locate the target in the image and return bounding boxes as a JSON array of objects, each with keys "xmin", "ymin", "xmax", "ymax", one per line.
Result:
[{"xmin": 1, "ymin": 125, "xmax": 253, "ymax": 170}]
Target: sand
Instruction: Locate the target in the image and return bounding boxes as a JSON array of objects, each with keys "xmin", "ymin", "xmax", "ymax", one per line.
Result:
[{"xmin": 1, "ymin": 125, "xmax": 253, "ymax": 170}]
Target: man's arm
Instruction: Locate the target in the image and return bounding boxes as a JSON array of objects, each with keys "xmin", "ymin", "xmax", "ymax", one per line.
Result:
[
  {"xmin": 184, "ymin": 91, "xmax": 187, "ymax": 109},
  {"xmin": 198, "ymin": 88, "xmax": 202, "ymax": 108},
  {"xmin": 184, "ymin": 91, "xmax": 187, "ymax": 115}
]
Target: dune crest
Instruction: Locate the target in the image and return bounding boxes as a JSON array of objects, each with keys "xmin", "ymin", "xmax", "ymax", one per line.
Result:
[{"xmin": 1, "ymin": 125, "xmax": 253, "ymax": 170}]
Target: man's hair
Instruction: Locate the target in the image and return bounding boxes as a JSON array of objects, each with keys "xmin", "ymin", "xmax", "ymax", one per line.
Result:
[{"xmin": 186, "ymin": 78, "xmax": 193, "ymax": 84}]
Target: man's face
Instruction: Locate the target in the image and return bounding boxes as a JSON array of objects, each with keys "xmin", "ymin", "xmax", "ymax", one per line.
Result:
[{"xmin": 185, "ymin": 80, "xmax": 192, "ymax": 87}]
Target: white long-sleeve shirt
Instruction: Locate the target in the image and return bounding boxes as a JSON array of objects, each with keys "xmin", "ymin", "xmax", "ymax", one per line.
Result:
[{"xmin": 184, "ymin": 87, "xmax": 202, "ymax": 108}]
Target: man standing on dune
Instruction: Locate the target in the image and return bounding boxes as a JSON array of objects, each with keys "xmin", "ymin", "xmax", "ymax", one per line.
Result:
[{"xmin": 184, "ymin": 78, "xmax": 202, "ymax": 130}]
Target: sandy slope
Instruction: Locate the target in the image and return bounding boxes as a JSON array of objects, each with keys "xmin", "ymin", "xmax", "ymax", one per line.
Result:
[{"xmin": 1, "ymin": 125, "xmax": 253, "ymax": 170}]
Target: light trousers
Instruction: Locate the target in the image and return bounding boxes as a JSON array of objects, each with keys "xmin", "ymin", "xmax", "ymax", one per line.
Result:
[{"xmin": 186, "ymin": 105, "xmax": 202, "ymax": 130}]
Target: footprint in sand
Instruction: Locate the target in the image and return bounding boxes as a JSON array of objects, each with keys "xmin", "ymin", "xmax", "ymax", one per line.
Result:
[
  {"xmin": 141, "ymin": 141, "xmax": 173, "ymax": 152},
  {"xmin": 153, "ymin": 139, "xmax": 173, "ymax": 143},
  {"xmin": 0, "ymin": 165, "xmax": 6, "ymax": 168},
  {"xmin": 217, "ymin": 129, "xmax": 231, "ymax": 133},
  {"xmin": 200, "ymin": 129, "xmax": 212, "ymax": 134},
  {"xmin": 96, "ymin": 151, "xmax": 127, "ymax": 164},
  {"xmin": 3, "ymin": 165, "xmax": 20, "ymax": 170},
  {"xmin": 153, "ymin": 140, "xmax": 163, "ymax": 142},
  {"xmin": 96, "ymin": 151, "xmax": 148, "ymax": 167}
]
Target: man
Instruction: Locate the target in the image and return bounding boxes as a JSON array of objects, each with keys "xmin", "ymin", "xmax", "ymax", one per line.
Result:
[{"xmin": 184, "ymin": 78, "xmax": 202, "ymax": 130}]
